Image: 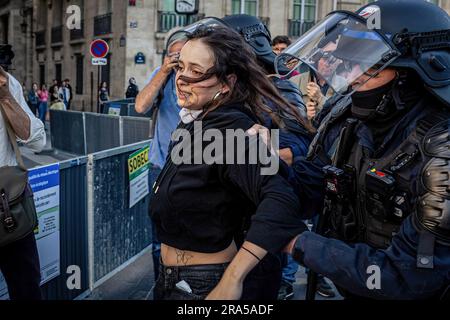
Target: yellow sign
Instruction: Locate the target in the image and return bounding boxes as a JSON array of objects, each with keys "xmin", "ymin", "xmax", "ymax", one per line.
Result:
[{"xmin": 128, "ymin": 146, "xmax": 150, "ymax": 178}]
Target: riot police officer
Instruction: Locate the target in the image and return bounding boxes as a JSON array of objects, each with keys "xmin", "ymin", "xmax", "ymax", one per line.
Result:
[{"xmin": 278, "ymin": 0, "xmax": 450, "ymax": 299}]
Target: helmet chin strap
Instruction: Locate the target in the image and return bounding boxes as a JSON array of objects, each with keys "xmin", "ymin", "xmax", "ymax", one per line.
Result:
[
  {"xmin": 351, "ymin": 74, "xmax": 399, "ymax": 122},
  {"xmin": 367, "ymin": 70, "xmax": 416, "ymax": 122},
  {"xmin": 374, "ymin": 73, "xmax": 401, "ymax": 118},
  {"xmin": 391, "ymin": 71, "xmax": 407, "ymax": 110}
]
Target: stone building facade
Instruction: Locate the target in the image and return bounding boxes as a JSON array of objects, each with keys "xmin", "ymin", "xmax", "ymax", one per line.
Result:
[{"xmin": 1, "ymin": 0, "xmax": 449, "ymax": 111}]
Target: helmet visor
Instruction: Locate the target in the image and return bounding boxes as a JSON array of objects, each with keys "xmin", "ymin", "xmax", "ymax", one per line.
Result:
[{"xmin": 275, "ymin": 12, "xmax": 399, "ymax": 95}]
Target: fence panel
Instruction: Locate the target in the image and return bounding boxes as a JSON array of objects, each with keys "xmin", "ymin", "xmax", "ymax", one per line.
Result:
[
  {"xmin": 88, "ymin": 142, "xmax": 153, "ymax": 286},
  {"xmin": 40, "ymin": 157, "xmax": 90, "ymax": 300},
  {"xmin": 50, "ymin": 110, "xmax": 86, "ymax": 155},
  {"xmin": 122, "ymin": 117, "xmax": 152, "ymax": 145},
  {"xmin": 84, "ymin": 113, "xmax": 120, "ymax": 154}
]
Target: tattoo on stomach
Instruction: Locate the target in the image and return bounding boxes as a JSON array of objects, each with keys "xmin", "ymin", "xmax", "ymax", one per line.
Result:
[{"xmin": 175, "ymin": 249, "xmax": 194, "ymax": 266}]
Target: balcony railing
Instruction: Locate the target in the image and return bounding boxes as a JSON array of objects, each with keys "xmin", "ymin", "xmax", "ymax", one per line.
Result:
[
  {"xmin": 70, "ymin": 20, "xmax": 84, "ymax": 41},
  {"xmin": 35, "ymin": 30, "xmax": 46, "ymax": 48},
  {"xmin": 94, "ymin": 13, "xmax": 112, "ymax": 36},
  {"xmin": 288, "ymin": 20, "xmax": 316, "ymax": 38},
  {"xmin": 157, "ymin": 11, "xmax": 205, "ymax": 33},
  {"xmin": 51, "ymin": 25, "xmax": 63, "ymax": 44}
]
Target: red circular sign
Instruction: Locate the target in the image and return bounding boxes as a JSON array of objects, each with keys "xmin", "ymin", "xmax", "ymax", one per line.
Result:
[{"xmin": 90, "ymin": 39, "xmax": 109, "ymax": 58}]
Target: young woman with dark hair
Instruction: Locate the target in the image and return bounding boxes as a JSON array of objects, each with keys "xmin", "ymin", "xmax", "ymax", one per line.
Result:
[{"xmin": 150, "ymin": 25, "xmax": 308, "ymax": 300}]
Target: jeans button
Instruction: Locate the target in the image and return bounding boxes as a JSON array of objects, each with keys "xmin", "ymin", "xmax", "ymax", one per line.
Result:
[{"xmin": 166, "ymin": 268, "xmax": 172, "ymax": 275}]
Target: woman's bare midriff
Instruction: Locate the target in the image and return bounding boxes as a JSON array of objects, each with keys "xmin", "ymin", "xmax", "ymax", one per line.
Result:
[{"xmin": 161, "ymin": 241, "xmax": 238, "ymax": 266}]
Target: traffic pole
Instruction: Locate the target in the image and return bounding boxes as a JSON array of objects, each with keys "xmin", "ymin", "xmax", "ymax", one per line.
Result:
[{"xmin": 97, "ymin": 65, "xmax": 100, "ymax": 113}]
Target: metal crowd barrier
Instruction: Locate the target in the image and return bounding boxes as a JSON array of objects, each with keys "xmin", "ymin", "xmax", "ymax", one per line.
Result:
[
  {"xmin": 50, "ymin": 110, "xmax": 152, "ymax": 156},
  {"xmin": 50, "ymin": 110, "xmax": 86, "ymax": 155},
  {"xmin": 84, "ymin": 113, "xmax": 121, "ymax": 154},
  {"xmin": 40, "ymin": 157, "xmax": 90, "ymax": 300},
  {"xmin": 12, "ymin": 140, "xmax": 154, "ymax": 300},
  {"xmin": 102, "ymin": 98, "xmax": 152, "ymax": 118},
  {"xmin": 87, "ymin": 141, "xmax": 153, "ymax": 288}
]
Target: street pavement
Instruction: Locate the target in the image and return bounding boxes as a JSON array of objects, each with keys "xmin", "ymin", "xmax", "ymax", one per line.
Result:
[{"xmin": 19, "ymin": 126, "xmax": 76, "ymax": 168}]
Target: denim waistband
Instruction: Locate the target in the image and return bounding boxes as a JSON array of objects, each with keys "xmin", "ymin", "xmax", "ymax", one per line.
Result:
[
  {"xmin": 155, "ymin": 261, "xmax": 230, "ymax": 300},
  {"xmin": 159, "ymin": 260, "xmax": 229, "ymax": 277}
]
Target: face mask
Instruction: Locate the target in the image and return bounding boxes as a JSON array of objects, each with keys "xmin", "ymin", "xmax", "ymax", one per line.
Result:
[{"xmin": 351, "ymin": 78, "xmax": 396, "ymax": 121}]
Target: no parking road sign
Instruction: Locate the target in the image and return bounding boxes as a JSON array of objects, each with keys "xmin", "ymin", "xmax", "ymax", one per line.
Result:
[
  {"xmin": 90, "ymin": 39, "xmax": 109, "ymax": 58},
  {"xmin": 91, "ymin": 39, "xmax": 109, "ymax": 112}
]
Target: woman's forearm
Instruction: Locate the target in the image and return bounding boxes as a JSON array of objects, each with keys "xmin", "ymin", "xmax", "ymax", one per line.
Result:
[
  {"xmin": 206, "ymin": 241, "xmax": 267, "ymax": 300},
  {"xmin": 224, "ymin": 241, "xmax": 267, "ymax": 282}
]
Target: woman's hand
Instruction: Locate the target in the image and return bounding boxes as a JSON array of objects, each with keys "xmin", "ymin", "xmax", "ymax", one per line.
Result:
[{"xmin": 206, "ymin": 276, "xmax": 243, "ymax": 300}]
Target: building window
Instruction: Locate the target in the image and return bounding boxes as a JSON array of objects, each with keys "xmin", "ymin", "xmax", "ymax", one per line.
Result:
[
  {"xmin": 39, "ymin": 65, "xmax": 45, "ymax": 87},
  {"xmin": 232, "ymin": 0, "xmax": 259, "ymax": 16},
  {"xmin": 0, "ymin": 14, "xmax": 9, "ymax": 44},
  {"xmin": 75, "ymin": 55, "xmax": 84, "ymax": 95},
  {"xmin": 293, "ymin": 0, "xmax": 316, "ymax": 22},
  {"xmin": 52, "ymin": 0, "xmax": 63, "ymax": 27},
  {"xmin": 157, "ymin": 0, "xmax": 205, "ymax": 33},
  {"xmin": 163, "ymin": 0, "xmax": 175, "ymax": 11},
  {"xmin": 38, "ymin": 0, "xmax": 47, "ymax": 30},
  {"xmin": 55, "ymin": 64, "xmax": 62, "ymax": 83},
  {"xmin": 98, "ymin": 0, "xmax": 113, "ymax": 15},
  {"xmin": 106, "ymin": 0, "xmax": 112, "ymax": 13},
  {"xmin": 289, "ymin": 0, "xmax": 317, "ymax": 37}
]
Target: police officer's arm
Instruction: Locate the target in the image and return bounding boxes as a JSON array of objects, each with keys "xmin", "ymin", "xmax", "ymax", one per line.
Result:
[
  {"xmin": 287, "ymin": 215, "xmax": 449, "ymax": 299},
  {"xmin": 287, "ymin": 153, "xmax": 328, "ymax": 218},
  {"xmin": 0, "ymin": 67, "xmax": 31, "ymax": 140},
  {"xmin": 135, "ymin": 54, "xmax": 178, "ymax": 114}
]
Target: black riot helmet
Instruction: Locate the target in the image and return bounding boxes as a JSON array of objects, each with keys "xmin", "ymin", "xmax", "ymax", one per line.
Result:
[
  {"xmin": 276, "ymin": 0, "xmax": 450, "ymax": 107},
  {"xmin": 222, "ymin": 14, "xmax": 277, "ymax": 72}
]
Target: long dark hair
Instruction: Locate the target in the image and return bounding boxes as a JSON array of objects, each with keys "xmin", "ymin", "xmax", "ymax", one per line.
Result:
[{"xmin": 184, "ymin": 26, "xmax": 314, "ymax": 133}]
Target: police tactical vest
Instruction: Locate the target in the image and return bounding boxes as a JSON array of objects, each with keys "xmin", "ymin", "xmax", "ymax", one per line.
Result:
[{"xmin": 314, "ymin": 102, "xmax": 450, "ymax": 250}]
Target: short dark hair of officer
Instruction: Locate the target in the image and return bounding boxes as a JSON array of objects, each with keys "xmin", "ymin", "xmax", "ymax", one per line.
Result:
[{"xmin": 272, "ymin": 36, "xmax": 292, "ymax": 55}]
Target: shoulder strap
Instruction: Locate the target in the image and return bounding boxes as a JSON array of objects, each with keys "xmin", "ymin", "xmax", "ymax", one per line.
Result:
[{"xmin": 0, "ymin": 101, "xmax": 26, "ymax": 170}]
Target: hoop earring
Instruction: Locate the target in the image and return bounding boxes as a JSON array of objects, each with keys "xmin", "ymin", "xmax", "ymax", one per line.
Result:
[{"xmin": 212, "ymin": 91, "xmax": 222, "ymax": 102}]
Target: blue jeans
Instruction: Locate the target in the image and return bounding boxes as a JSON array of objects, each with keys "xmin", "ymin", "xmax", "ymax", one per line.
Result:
[
  {"xmin": 38, "ymin": 102, "xmax": 47, "ymax": 123},
  {"xmin": 148, "ymin": 165, "xmax": 162, "ymax": 281},
  {"xmin": 154, "ymin": 262, "xmax": 228, "ymax": 300},
  {"xmin": 281, "ymin": 254, "xmax": 299, "ymax": 284}
]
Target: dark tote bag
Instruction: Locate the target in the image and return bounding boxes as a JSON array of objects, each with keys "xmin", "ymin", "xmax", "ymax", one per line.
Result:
[{"xmin": 0, "ymin": 104, "xmax": 38, "ymax": 247}]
